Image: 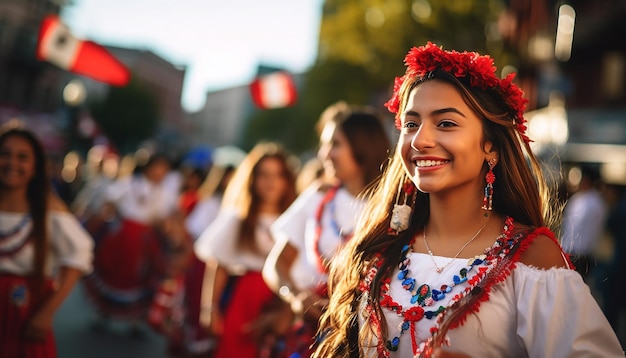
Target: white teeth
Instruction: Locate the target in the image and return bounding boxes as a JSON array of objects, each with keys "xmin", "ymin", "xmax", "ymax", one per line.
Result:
[{"xmin": 415, "ymin": 160, "xmax": 447, "ymax": 167}]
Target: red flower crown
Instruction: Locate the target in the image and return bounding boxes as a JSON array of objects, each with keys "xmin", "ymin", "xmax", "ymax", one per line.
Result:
[{"xmin": 385, "ymin": 42, "xmax": 530, "ymax": 143}]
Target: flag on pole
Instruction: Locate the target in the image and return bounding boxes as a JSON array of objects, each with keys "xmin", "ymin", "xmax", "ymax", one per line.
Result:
[
  {"xmin": 249, "ymin": 71, "xmax": 298, "ymax": 109},
  {"xmin": 36, "ymin": 15, "xmax": 130, "ymax": 86}
]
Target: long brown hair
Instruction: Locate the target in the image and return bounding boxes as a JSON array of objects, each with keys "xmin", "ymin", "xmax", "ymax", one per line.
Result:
[
  {"xmin": 314, "ymin": 71, "xmax": 561, "ymax": 357},
  {"xmin": 220, "ymin": 142, "xmax": 297, "ymax": 252},
  {"xmin": 0, "ymin": 122, "xmax": 50, "ymax": 281}
]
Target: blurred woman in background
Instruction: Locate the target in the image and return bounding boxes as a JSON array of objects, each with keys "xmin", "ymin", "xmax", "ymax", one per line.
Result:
[
  {"xmin": 261, "ymin": 102, "xmax": 391, "ymax": 357},
  {"xmin": 194, "ymin": 142, "xmax": 297, "ymax": 358},
  {"xmin": 0, "ymin": 121, "xmax": 93, "ymax": 357},
  {"xmin": 84, "ymin": 151, "xmax": 180, "ymax": 333}
]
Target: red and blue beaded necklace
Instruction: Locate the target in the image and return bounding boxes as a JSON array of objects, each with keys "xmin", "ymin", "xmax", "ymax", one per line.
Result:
[{"xmin": 360, "ymin": 217, "xmax": 519, "ymax": 357}]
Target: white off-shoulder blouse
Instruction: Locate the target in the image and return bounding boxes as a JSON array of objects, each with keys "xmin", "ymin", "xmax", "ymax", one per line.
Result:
[
  {"xmin": 271, "ymin": 184, "xmax": 365, "ymax": 291},
  {"xmin": 0, "ymin": 211, "xmax": 94, "ymax": 276},
  {"xmin": 194, "ymin": 208, "xmax": 277, "ymax": 274},
  {"xmin": 360, "ymin": 253, "xmax": 624, "ymax": 357}
]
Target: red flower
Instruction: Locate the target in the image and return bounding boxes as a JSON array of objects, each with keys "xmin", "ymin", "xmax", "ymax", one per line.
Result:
[{"xmin": 404, "ymin": 306, "xmax": 425, "ymax": 322}]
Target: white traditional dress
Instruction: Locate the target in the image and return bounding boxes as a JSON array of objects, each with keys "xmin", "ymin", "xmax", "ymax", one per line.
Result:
[
  {"xmin": 358, "ymin": 219, "xmax": 624, "ymax": 358},
  {"xmin": 270, "ymin": 182, "xmax": 365, "ymax": 357},
  {"xmin": 0, "ymin": 210, "xmax": 93, "ymax": 358},
  {"xmin": 83, "ymin": 174, "xmax": 178, "ymax": 319},
  {"xmin": 271, "ymin": 183, "xmax": 365, "ymax": 290},
  {"xmin": 194, "ymin": 208, "xmax": 278, "ymax": 358}
]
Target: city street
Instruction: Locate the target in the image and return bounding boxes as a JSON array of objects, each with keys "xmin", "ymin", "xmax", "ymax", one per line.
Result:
[{"xmin": 53, "ymin": 282, "xmax": 168, "ymax": 358}]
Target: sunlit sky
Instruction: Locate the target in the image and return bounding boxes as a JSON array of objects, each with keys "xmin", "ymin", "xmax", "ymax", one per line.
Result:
[{"xmin": 61, "ymin": 0, "xmax": 324, "ymax": 112}]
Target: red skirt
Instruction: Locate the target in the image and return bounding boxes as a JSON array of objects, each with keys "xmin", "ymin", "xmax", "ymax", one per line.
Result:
[
  {"xmin": 0, "ymin": 274, "xmax": 56, "ymax": 358},
  {"xmin": 83, "ymin": 219, "xmax": 166, "ymax": 319},
  {"xmin": 183, "ymin": 254, "xmax": 214, "ymax": 352},
  {"xmin": 215, "ymin": 271, "xmax": 274, "ymax": 358}
]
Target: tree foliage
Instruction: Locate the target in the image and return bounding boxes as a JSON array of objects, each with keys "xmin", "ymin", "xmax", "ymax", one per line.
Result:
[
  {"xmin": 90, "ymin": 78, "xmax": 160, "ymax": 154},
  {"xmin": 243, "ymin": 0, "xmax": 514, "ymax": 155}
]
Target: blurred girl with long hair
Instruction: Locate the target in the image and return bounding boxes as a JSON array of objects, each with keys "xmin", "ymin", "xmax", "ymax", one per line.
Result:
[
  {"xmin": 261, "ymin": 102, "xmax": 391, "ymax": 357},
  {"xmin": 0, "ymin": 121, "xmax": 93, "ymax": 357},
  {"xmin": 194, "ymin": 142, "xmax": 297, "ymax": 357}
]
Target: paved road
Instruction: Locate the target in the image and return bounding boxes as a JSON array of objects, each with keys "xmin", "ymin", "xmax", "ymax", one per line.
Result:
[{"xmin": 53, "ymin": 282, "xmax": 168, "ymax": 358}]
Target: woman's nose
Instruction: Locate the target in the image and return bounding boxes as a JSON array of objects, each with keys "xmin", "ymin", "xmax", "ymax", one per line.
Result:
[{"xmin": 410, "ymin": 125, "xmax": 435, "ymax": 151}]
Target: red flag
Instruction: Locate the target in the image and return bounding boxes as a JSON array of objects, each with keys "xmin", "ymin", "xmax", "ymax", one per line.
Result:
[
  {"xmin": 36, "ymin": 15, "xmax": 130, "ymax": 86},
  {"xmin": 250, "ymin": 71, "xmax": 297, "ymax": 109}
]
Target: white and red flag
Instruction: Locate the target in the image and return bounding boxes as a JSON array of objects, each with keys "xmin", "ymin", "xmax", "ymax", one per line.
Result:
[
  {"xmin": 249, "ymin": 71, "xmax": 298, "ymax": 109},
  {"xmin": 36, "ymin": 15, "xmax": 130, "ymax": 86}
]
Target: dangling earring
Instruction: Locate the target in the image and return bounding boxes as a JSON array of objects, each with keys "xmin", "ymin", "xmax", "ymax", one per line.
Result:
[
  {"xmin": 389, "ymin": 179, "xmax": 416, "ymax": 235},
  {"xmin": 482, "ymin": 158, "xmax": 497, "ymax": 212}
]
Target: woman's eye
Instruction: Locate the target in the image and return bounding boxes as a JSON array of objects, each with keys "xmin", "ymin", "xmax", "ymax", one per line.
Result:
[
  {"xmin": 403, "ymin": 121, "xmax": 419, "ymax": 129},
  {"xmin": 438, "ymin": 120, "xmax": 457, "ymax": 128}
]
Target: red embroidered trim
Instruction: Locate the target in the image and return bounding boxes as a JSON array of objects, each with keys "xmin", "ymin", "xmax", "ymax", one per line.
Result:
[
  {"xmin": 385, "ymin": 42, "xmax": 530, "ymax": 143},
  {"xmin": 442, "ymin": 225, "xmax": 575, "ymax": 333}
]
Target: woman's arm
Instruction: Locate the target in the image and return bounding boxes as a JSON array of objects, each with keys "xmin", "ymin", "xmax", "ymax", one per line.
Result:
[
  {"xmin": 23, "ymin": 266, "xmax": 82, "ymax": 341},
  {"xmin": 199, "ymin": 257, "xmax": 228, "ymax": 336},
  {"xmin": 263, "ymin": 238, "xmax": 327, "ymax": 324}
]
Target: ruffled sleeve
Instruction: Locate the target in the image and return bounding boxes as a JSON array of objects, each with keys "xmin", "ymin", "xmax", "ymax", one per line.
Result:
[
  {"xmin": 514, "ymin": 264, "xmax": 624, "ymax": 357},
  {"xmin": 185, "ymin": 196, "xmax": 221, "ymax": 240},
  {"xmin": 194, "ymin": 208, "xmax": 240, "ymax": 262},
  {"xmin": 270, "ymin": 183, "xmax": 322, "ymax": 252},
  {"xmin": 49, "ymin": 212, "xmax": 94, "ymax": 274}
]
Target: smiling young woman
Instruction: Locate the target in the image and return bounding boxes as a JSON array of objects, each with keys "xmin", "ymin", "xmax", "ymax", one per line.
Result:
[
  {"xmin": 313, "ymin": 43, "xmax": 624, "ymax": 358},
  {"xmin": 0, "ymin": 121, "xmax": 93, "ymax": 358}
]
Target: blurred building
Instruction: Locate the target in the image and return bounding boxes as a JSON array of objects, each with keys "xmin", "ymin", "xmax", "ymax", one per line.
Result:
[
  {"xmin": 106, "ymin": 46, "xmax": 187, "ymax": 131},
  {"xmin": 0, "ymin": 0, "xmax": 189, "ymax": 155},
  {"xmin": 502, "ymin": 0, "xmax": 626, "ymax": 185},
  {"xmin": 0, "ymin": 0, "xmax": 65, "ymax": 112},
  {"xmin": 91, "ymin": 46, "xmax": 189, "ymax": 155},
  {"xmin": 188, "ymin": 64, "xmax": 304, "ymax": 149},
  {"xmin": 187, "ymin": 84, "xmax": 252, "ymax": 148},
  {"xmin": 0, "ymin": 0, "xmax": 68, "ymax": 152}
]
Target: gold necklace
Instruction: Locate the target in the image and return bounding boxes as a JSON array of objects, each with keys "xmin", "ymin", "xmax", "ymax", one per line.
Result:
[{"xmin": 422, "ymin": 217, "xmax": 491, "ymax": 273}]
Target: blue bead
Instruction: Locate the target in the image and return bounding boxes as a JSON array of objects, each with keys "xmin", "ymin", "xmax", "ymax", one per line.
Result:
[
  {"xmin": 410, "ymin": 295, "xmax": 419, "ymax": 304},
  {"xmin": 432, "ymin": 290, "xmax": 445, "ymax": 301},
  {"xmin": 402, "ymin": 278, "xmax": 415, "ymax": 291},
  {"xmin": 397, "ymin": 270, "xmax": 407, "ymax": 280},
  {"xmin": 453, "ymin": 275, "xmax": 461, "ymax": 284},
  {"xmin": 401, "ymin": 321, "xmax": 410, "ymax": 330}
]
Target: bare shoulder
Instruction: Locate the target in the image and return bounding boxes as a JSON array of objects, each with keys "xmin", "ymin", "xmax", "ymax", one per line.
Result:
[
  {"xmin": 48, "ymin": 192, "xmax": 70, "ymax": 213},
  {"xmin": 518, "ymin": 230, "xmax": 569, "ymax": 269}
]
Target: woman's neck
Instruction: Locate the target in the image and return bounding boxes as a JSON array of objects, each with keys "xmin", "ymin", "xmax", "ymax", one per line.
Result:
[
  {"xmin": 341, "ymin": 176, "xmax": 365, "ymax": 197},
  {"xmin": 0, "ymin": 188, "xmax": 29, "ymax": 212},
  {"xmin": 426, "ymin": 188, "xmax": 496, "ymax": 243},
  {"xmin": 257, "ymin": 203, "xmax": 281, "ymax": 215}
]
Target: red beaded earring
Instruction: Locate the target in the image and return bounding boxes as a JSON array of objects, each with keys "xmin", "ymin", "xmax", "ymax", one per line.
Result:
[{"xmin": 482, "ymin": 158, "xmax": 497, "ymax": 212}]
